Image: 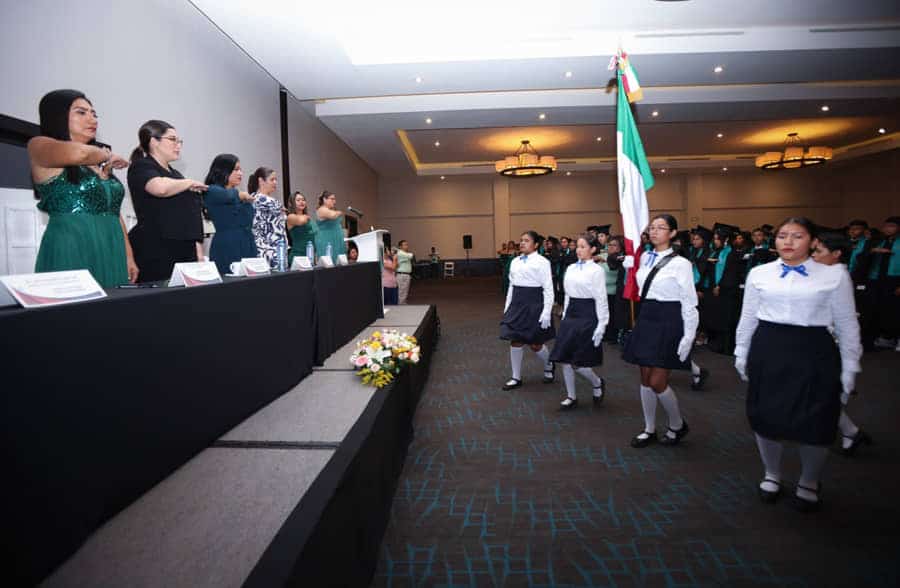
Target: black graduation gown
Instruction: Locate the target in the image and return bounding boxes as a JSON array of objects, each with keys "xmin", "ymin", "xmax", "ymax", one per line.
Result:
[{"xmin": 703, "ymin": 248, "xmax": 742, "ymax": 354}]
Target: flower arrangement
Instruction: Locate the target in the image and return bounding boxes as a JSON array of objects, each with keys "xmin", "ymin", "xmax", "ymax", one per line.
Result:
[{"xmin": 350, "ymin": 330, "xmax": 421, "ymax": 388}]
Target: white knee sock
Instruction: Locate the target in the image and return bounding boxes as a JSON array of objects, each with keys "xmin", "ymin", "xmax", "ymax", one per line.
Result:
[
  {"xmin": 798, "ymin": 445, "xmax": 828, "ymax": 501},
  {"xmin": 691, "ymin": 361, "xmax": 701, "ymax": 376},
  {"xmin": 838, "ymin": 410, "xmax": 859, "ymax": 449},
  {"xmin": 657, "ymin": 387, "xmax": 684, "ymax": 433},
  {"xmin": 534, "ymin": 345, "xmax": 552, "ymax": 371},
  {"xmin": 510, "ymin": 347, "xmax": 524, "ymax": 380},
  {"xmin": 575, "ymin": 367, "xmax": 602, "ymax": 391},
  {"xmin": 639, "ymin": 385, "xmax": 657, "ymax": 434},
  {"xmin": 562, "ymin": 364, "xmax": 576, "ymax": 399},
  {"xmin": 755, "ymin": 434, "xmax": 783, "ymax": 492}
]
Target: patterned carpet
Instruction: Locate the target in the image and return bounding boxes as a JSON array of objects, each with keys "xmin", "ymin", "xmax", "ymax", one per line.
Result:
[{"xmin": 373, "ymin": 276, "xmax": 900, "ymax": 588}]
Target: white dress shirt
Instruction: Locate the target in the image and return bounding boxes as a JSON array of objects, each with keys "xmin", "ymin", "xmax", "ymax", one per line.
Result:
[
  {"xmin": 562, "ymin": 260, "xmax": 610, "ymax": 330},
  {"xmin": 505, "ymin": 251, "xmax": 554, "ymax": 318},
  {"xmin": 734, "ymin": 258, "xmax": 861, "ymax": 372},
  {"xmin": 635, "ymin": 248, "xmax": 699, "ymax": 342}
]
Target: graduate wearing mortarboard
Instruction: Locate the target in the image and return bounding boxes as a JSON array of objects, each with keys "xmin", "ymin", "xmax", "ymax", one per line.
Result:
[{"xmin": 704, "ymin": 225, "xmax": 743, "ymax": 355}]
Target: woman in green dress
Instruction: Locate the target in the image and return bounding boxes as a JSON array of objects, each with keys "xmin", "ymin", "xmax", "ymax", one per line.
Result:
[
  {"xmin": 28, "ymin": 89, "xmax": 138, "ymax": 287},
  {"xmin": 314, "ymin": 190, "xmax": 346, "ymax": 260},
  {"xmin": 286, "ymin": 191, "xmax": 318, "ymax": 264}
]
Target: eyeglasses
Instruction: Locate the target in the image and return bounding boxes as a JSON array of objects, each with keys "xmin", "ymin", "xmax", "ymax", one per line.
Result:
[
  {"xmin": 157, "ymin": 136, "xmax": 184, "ymax": 146},
  {"xmin": 648, "ymin": 225, "xmax": 671, "ymax": 232}
]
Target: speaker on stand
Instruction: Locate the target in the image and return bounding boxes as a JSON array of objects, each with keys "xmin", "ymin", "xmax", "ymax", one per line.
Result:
[{"xmin": 462, "ymin": 234, "xmax": 472, "ymax": 277}]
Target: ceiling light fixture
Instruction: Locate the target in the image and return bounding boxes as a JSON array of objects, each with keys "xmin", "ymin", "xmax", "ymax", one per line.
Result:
[
  {"xmin": 660, "ymin": 168, "xmax": 667, "ymax": 173},
  {"xmin": 415, "ymin": 76, "xmax": 423, "ymax": 83},
  {"xmin": 565, "ymin": 71, "xmax": 573, "ymax": 78},
  {"xmin": 716, "ymin": 132, "xmax": 724, "ymax": 139},
  {"xmin": 722, "ymin": 167, "xmax": 728, "ymax": 172},
  {"xmin": 425, "ymin": 117, "xmax": 432, "ymax": 124},
  {"xmin": 440, "ymin": 175, "xmax": 445, "ymax": 180},
  {"xmin": 566, "ymin": 171, "xmax": 572, "ymax": 176},
  {"xmin": 651, "ymin": 110, "xmax": 659, "ymax": 117},
  {"xmin": 755, "ymin": 132, "xmax": 832, "ymax": 170},
  {"xmin": 538, "ymin": 113, "xmax": 546, "ymax": 120},
  {"xmin": 495, "ymin": 140, "xmax": 557, "ymax": 177},
  {"xmin": 596, "ymin": 136, "xmax": 603, "ymax": 142},
  {"xmin": 820, "ymin": 105, "xmax": 830, "ymax": 112},
  {"xmin": 434, "ymin": 140, "xmax": 440, "ymax": 147},
  {"xmin": 713, "ymin": 65, "xmax": 724, "ymax": 73},
  {"xmin": 878, "ymin": 127, "xmax": 887, "ymax": 134}
]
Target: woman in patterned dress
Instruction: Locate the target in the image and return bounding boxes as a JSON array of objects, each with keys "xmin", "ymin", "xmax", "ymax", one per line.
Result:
[{"xmin": 248, "ymin": 166, "xmax": 286, "ymax": 269}]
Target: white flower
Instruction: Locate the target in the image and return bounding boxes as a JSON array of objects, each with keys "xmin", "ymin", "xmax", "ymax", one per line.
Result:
[
  {"xmin": 369, "ymin": 362, "xmax": 381, "ymax": 372},
  {"xmin": 410, "ymin": 353, "xmax": 420, "ymax": 363}
]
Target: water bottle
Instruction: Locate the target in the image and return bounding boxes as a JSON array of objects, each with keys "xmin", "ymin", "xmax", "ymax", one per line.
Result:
[
  {"xmin": 326, "ymin": 242, "xmax": 333, "ymax": 261},
  {"xmin": 306, "ymin": 241, "xmax": 314, "ymax": 264},
  {"xmin": 275, "ymin": 239, "xmax": 287, "ymax": 272}
]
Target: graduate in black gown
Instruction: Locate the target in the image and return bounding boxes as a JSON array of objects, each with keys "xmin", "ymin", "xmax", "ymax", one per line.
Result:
[
  {"xmin": 863, "ymin": 216, "xmax": 900, "ymax": 351},
  {"xmin": 704, "ymin": 225, "xmax": 743, "ymax": 355},
  {"xmin": 748, "ymin": 227, "xmax": 777, "ymax": 271},
  {"xmin": 689, "ymin": 227, "xmax": 713, "ymax": 346}
]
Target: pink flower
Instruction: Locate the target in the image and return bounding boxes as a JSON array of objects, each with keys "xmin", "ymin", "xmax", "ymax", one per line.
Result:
[{"xmin": 354, "ymin": 355, "xmax": 369, "ymax": 367}]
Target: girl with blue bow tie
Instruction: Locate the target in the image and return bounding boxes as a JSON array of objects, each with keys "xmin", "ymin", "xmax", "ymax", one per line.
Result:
[{"xmin": 735, "ymin": 217, "xmax": 862, "ymax": 512}]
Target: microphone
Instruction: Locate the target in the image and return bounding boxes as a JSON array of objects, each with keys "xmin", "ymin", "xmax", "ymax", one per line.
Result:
[{"xmin": 347, "ymin": 205, "xmax": 364, "ymax": 218}]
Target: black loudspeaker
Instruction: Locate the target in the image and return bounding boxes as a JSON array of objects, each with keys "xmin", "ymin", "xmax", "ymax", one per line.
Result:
[{"xmin": 463, "ymin": 234, "xmax": 473, "ymax": 250}]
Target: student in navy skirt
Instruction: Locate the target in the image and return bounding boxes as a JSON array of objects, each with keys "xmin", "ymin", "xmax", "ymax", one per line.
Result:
[
  {"xmin": 550, "ymin": 232, "xmax": 609, "ymax": 409},
  {"xmin": 622, "ymin": 214, "xmax": 697, "ymax": 448},
  {"xmin": 735, "ymin": 217, "xmax": 861, "ymax": 512},
  {"xmin": 500, "ymin": 230, "xmax": 556, "ymax": 390}
]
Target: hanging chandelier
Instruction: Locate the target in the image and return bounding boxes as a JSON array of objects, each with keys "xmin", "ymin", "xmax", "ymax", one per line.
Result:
[
  {"xmin": 494, "ymin": 140, "xmax": 557, "ymax": 177},
  {"xmin": 755, "ymin": 132, "xmax": 833, "ymax": 170}
]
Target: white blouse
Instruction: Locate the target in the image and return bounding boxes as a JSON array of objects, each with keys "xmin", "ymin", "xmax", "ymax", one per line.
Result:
[
  {"xmin": 734, "ymin": 258, "xmax": 862, "ymax": 372},
  {"xmin": 505, "ymin": 251, "xmax": 554, "ymax": 316},
  {"xmin": 562, "ymin": 260, "xmax": 610, "ymax": 330},
  {"xmin": 634, "ymin": 248, "xmax": 699, "ymax": 342}
]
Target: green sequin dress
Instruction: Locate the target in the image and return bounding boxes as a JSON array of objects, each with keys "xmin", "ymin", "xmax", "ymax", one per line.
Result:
[{"xmin": 34, "ymin": 167, "xmax": 127, "ymax": 287}]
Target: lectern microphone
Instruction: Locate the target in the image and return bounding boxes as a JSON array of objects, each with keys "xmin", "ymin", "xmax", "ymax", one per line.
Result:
[{"xmin": 347, "ymin": 205, "xmax": 364, "ymax": 217}]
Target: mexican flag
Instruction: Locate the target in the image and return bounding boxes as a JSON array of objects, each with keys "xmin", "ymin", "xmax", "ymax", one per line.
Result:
[{"xmin": 616, "ymin": 52, "xmax": 654, "ymax": 301}]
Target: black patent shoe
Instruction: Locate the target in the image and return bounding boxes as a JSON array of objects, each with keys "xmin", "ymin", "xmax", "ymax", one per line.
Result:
[
  {"xmin": 659, "ymin": 420, "xmax": 690, "ymax": 446},
  {"xmin": 841, "ymin": 430, "xmax": 873, "ymax": 457},
  {"xmin": 542, "ymin": 365, "xmax": 555, "ymax": 384},
  {"xmin": 630, "ymin": 431, "xmax": 657, "ymax": 448},
  {"xmin": 559, "ymin": 397, "xmax": 578, "ymax": 410},
  {"xmin": 592, "ymin": 380, "xmax": 605, "ymax": 405},
  {"xmin": 791, "ymin": 483, "xmax": 822, "ymax": 513},
  {"xmin": 758, "ymin": 478, "xmax": 782, "ymax": 504},
  {"xmin": 502, "ymin": 378, "xmax": 522, "ymax": 391},
  {"xmin": 690, "ymin": 368, "xmax": 709, "ymax": 391}
]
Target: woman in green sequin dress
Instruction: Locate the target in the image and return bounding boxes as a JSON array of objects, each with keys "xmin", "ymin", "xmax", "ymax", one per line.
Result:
[
  {"xmin": 314, "ymin": 190, "xmax": 346, "ymax": 259},
  {"xmin": 286, "ymin": 191, "xmax": 318, "ymax": 264},
  {"xmin": 28, "ymin": 90, "xmax": 137, "ymax": 287}
]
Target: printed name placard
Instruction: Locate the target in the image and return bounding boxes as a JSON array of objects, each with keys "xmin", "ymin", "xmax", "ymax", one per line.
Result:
[
  {"xmin": 337, "ymin": 254, "xmax": 349, "ymax": 266},
  {"xmin": 291, "ymin": 256, "xmax": 313, "ymax": 271},
  {"xmin": 230, "ymin": 258, "xmax": 270, "ymax": 276},
  {"xmin": 0, "ymin": 270, "xmax": 106, "ymax": 308},
  {"xmin": 318, "ymin": 255, "xmax": 334, "ymax": 268},
  {"xmin": 169, "ymin": 261, "xmax": 223, "ymax": 287}
]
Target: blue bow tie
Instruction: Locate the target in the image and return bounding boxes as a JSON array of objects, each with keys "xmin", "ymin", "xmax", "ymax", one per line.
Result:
[
  {"xmin": 647, "ymin": 251, "xmax": 658, "ymax": 267},
  {"xmin": 780, "ymin": 263, "xmax": 808, "ymax": 278},
  {"xmin": 520, "ymin": 255, "xmax": 528, "ymax": 262},
  {"xmin": 576, "ymin": 260, "xmax": 586, "ymax": 268}
]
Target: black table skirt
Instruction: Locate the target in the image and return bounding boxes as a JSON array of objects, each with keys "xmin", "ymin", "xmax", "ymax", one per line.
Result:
[
  {"xmin": 313, "ymin": 263, "xmax": 384, "ymax": 365},
  {"xmin": 1, "ymin": 263, "xmax": 382, "ymax": 585}
]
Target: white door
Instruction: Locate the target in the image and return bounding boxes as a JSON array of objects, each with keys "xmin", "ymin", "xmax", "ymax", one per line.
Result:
[{"xmin": 0, "ymin": 188, "xmax": 46, "ymax": 276}]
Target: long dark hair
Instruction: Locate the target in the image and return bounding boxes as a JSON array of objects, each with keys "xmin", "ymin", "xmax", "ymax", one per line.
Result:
[
  {"xmin": 287, "ymin": 191, "xmax": 307, "ymax": 214},
  {"xmin": 38, "ymin": 89, "xmax": 97, "ymax": 185},
  {"xmin": 318, "ymin": 190, "xmax": 334, "ymax": 207},
  {"xmin": 247, "ymin": 166, "xmax": 274, "ymax": 194},
  {"xmin": 131, "ymin": 119, "xmax": 174, "ymax": 161},
  {"xmin": 204, "ymin": 154, "xmax": 239, "ymax": 187}
]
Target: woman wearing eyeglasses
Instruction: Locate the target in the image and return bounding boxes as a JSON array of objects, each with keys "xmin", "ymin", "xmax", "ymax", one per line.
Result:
[{"xmin": 127, "ymin": 120, "xmax": 208, "ymax": 282}]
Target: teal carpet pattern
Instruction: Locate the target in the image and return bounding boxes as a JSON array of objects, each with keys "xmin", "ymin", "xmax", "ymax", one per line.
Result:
[{"xmin": 374, "ymin": 276, "xmax": 900, "ymax": 587}]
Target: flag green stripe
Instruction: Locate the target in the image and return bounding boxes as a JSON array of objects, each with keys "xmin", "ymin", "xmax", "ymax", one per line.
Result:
[{"xmin": 617, "ymin": 72, "xmax": 654, "ymax": 191}]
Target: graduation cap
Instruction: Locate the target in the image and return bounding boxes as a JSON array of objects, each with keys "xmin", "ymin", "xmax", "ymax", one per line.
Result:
[
  {"xmin": 673, "ymin": 230, "xmax": 691, "ymax": 244},
  {"xmin": 885, "ymin": 216, "xmax": 900, "ymax": 226},
  {"xmin": 761, "ymin": 224, "xmax": 774, "ymax": 232},
  {"xmin": 713, "ymin": 222, "xmax": 740, "ymax": 239},
  {"xmin": 586, "ymin": 225, "xmax": 609, "ymax": 234},
  {"xmin": 691, "ymin": 225, "xmax": 713, "ymax": 241}
]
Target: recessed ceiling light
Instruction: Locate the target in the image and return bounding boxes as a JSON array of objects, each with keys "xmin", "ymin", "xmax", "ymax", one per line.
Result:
[
  {"xmin": 596, "ymin": 136, "xmax": 603, "ymax": 142},
  {"xmin": 434, "ymin": 140, "xmax": 440, "ymax": 147},
  {"xmin": 425, "ymin": 117, "xmax": 432, "ymax": 124},
  {"xmin": 566, "ymin": 171, "xmax": 572, "ymax": 176},
  {"xmin": 722, "ymin": 167, "xmax": 728, "ymax": 172},
  {"xmin": 651, "ymin": 110, "xmax": 659, "ymax": 117},
  {"xmin": 713, "ymin": 65, "xmax": 724, "ymax": 74},
  {"xmin": 820, "ymin": 105, "xmax": 830, "ymax": 112},
  {"xmin": 565, "ymin": 71, "xmax": 573, "ymax": 78},
  {"xmin": 415, "ymin": 76, "xmax": 423, "ymax": 83},
  {"xmin": 660, "ymin": 168, "xmax": 667, "ymax": 173},
  {"xmin": 878, "ymin": 127, "xmax": 887, "ymax": 134},
  {"xmin": 440, "ymin": 175, "xmax": 445, "ymax": 180},
  {"xmin": 538, "ymin": 113, "xmax": 546, "ymax": 120},
  {"xmin": 716, "ymin": 133, "xmax": 724, "ymax": 139}
]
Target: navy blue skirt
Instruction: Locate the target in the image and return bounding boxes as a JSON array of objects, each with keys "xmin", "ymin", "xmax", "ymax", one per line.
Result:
[
  {"xmin": 747, "ymin": 321, "xmax": 841, "ymax": 445},
  {"xmin": 500, "ymin": 286, "xmax": 555, "ymax": 344},
  {"xmin": 550, "ymin": 298, "xmax": 603, "ymax": 367},
  {"xmin": 622, "ymin": 300, "xmax": 690, "ymax": 370}
]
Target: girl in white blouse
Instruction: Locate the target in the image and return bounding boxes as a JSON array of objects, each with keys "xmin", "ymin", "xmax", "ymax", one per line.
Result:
[
  {"xmin": 622, "ymin": 214, "xmax": 697, "ymax": 448},
  {"xmin": 735, "ymin": 217, "xmax": 861, "ymax": 512},
  {"xmin": 500, "ymin": 230, "xmax": 556, "ymax": 390},
  {"xmin": 550, "ymin": 232, "xmax": 609, "ymax": 409}
]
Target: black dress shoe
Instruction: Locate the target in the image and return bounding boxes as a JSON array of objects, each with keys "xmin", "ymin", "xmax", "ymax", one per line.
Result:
[
  {"xmin": 592, "ymin": 380, "xmax": 605, "ymax": 405},
  {"xmin": 791, "ymin": 483, "xmax": 822, "ymax": 513},
  {"xmin": 659, "ymin": 420, "xmax": 690, "ymax": 446},
  {"xmin": 691, "ymin": 368, "xmax": 709, "ymax": 391},
  {"xmin": 630, "ymin": 431, "xmax": 657, "ymax": 448},
  {"xmin": 542, "ymin": 365, "xmax": 555, "ymax": 384},
  {"xmin": 841, "ymin": 430, "xmax": 873, "ymax": 457},
  {"xmin": 758, "ymin": 478, "xmax": 782, "ymax": 504},
  {"xmin": 559, "ymin": 397, "xmax": 578, "ymax": 410},
  {"xmin": 502, "ymin": 378, "xmax": 523, "ymax": 391}
]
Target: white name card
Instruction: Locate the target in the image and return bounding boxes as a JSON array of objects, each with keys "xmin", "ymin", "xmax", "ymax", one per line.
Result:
[
  {"xmin": 0, "ymin": 270, "xmax": 106, "ymax": 308},
  {"xmin": 168, "ymin": 261, "xmax": 223, "ymax": 287},
  {"xmin": 318, "ymin": 255, "xmax": 334, "ymax": 268},
  {"xmin": 230, "ymin": 258, "xmax": 271, "ymax": 276},
  {"xmin": 291, "ymin": 256, "xmax": 313, "ymax": 271},
  {"xmin": 337, "ymin": 254, "xmax": 349, "ymax": 266}
]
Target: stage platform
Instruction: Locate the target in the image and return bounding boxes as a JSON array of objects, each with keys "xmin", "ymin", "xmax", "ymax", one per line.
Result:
[{"xmin": 42, "ymin": 305, "xmax": 438, "ymax": 588}]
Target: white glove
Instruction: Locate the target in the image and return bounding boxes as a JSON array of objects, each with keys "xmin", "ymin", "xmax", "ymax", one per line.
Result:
[
  {"xmin": 735, "ymin": 356, "xmax": 748, "ymax": 381},
  {"xmin": 539, "ymin": 313, "xmax": 551, "ymax": 330},
  {"xmin": 840, "ymin": 370, "xmax": 856, "ymax": 396},
  {"xmin": 676, "ymin": 337, "xmax": 692, "ymax": 362},
  {"xmin": 592, "ymin": 326, "xmax": 604, "ymax": 347},
  {"xmin": 622, "ymin": 255, "xmax": 635, "ymax": 269}
]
